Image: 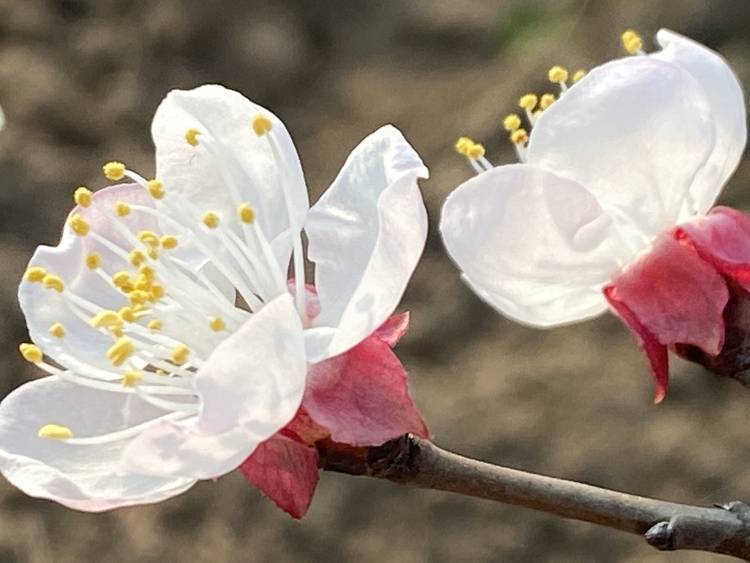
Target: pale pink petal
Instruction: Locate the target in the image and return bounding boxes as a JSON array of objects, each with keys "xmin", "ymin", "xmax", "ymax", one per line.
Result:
[
  {"xmin": 239, "ymin": 434, "xmax": 319, "ymax": 519},
  {"xmin": 375, "ymin": 312, "xmax": 410, "ymax": 348},
  {"xmin": 440, "ymin": 164, "xmax": 620, "ymax": 327},
  {"xmin": 0, "ymin": 378, "xmax": 195, "ymax": 511},
  {"xmin": 528, "ymin": 56, "xmax": 715, "ymax": 236},
  {"xmin": 121, "ymin": 294, "xmax": 306, "ymax": 480},
  {"xmin": 653, "ymin": 29, "xmax": 747, "ymax": 217},
  {"xmin": 305, "ymin": 125, "xmax": 428, "ymax": 362},
  {"xmin": 304, "ymin": 334, "xmax": 428, "ymax": 447}
]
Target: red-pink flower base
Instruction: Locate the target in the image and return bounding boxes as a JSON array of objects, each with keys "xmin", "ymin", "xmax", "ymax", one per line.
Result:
[{"xmin": 604, "ymin": 206, "xmax": 750, "ymax": 403}]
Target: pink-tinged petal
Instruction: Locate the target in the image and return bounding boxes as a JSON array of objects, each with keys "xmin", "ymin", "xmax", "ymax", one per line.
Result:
[
  {"xmin": 677, "ymin": 206, "xmax": 750, "ymax": 291},
  {"xmin": 653, "ymin": 29, "xmax": 747, "ymax": 218},
  {"xmin": 375, "ymin": 312, "xmax": 410, "ymax": 348},
  {"xmin": 0, "ymin": 378, "xmax": 195, "ymax": 511},
  {"xmin": 121, "ymin": 294, "xmax": 306, "ymax": 480},
  {"xmin": 284, "ymin": 408, "xmax": 329, "ymax": 445},
  {"xmin": 604, "ymin": 234, "xmax": 730, "ymax": 401},
  {"xmin": 305, "ymin": 125, "xmax": 428, "ymax": 362},
  {"xmin": 603, "ymin": 287, "xmax": 669, "ymax": 403},
  {"xmin": 304, "ymin": 335, "xmax": 428, "ymax": 447},
  {"xmin": 239, "ymin": 434, "xmax": 319, "ymax": 519}
]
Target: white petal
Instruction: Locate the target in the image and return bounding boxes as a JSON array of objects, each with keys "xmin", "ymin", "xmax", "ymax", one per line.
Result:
[
  {"xmin": 19, "ymin": 184, "xmax": 158, "ymax": 370},
  {"xmin": 121, "ymin": 294, "xmax": 306, "ymax": 480},
  {"xmin": 304, "ymin": 125, "xmax": 428, "ymax": 362},
  {"xmin": 653, "ymin": 29, "xmax": 747, "ymax": 217},
  {"xmin": 440, "ymin": 164, "xmax": 620, "ymax": 327},
  {"xmin": 152, "ymin": 84, "xmax": 308, "ymax": 259},
  {"xmin": 528, "ymin": 56, "xmax": 715, "ymax": 238},
  {"xmin": 0, "ymin": 377, "xmax": 195, "ymax": 511}
]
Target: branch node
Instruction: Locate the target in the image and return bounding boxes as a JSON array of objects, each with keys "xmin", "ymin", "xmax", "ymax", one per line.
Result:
[{"xmin": 645, "ymin": 521, "xmax": 674, "ymax": 551}]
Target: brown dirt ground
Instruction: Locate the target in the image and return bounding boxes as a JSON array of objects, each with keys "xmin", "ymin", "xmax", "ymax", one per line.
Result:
[{"xmin": 1, "ymin": 0, "xmax": 750, "ymax": 561}]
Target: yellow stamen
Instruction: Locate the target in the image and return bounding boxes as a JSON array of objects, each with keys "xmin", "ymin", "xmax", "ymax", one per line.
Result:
[
  {"xmin": 89, "ymin": 310, "xmax": 122, "ymax": 329},
  {"xmin": 103, "ymin": 161, "xmax": 126, "ymax": 181},
  {"xmin": 466, "ymin": 142, "xmax": 485, "ymax": 160},
  {"xmin": 621, "ymin": 29, "xmax": 643, "ymax": 55},
  {"xmin": 114, "ymin": 201, "xmax": 131, "ymax": 217},
  {"xmin": 146, "ymin": 247, "xmax": 158, "ymax": 260},
  {"xmin": 518, "ymin": 94, "xmax": 538, "ymax": 111},
  {"xmin": 19, "ymin": 343, "xmax": 42, "ymax": 363},
  {"xmin": 502, "ymin": 114, "xmax": 522, "ymax": 132},
  {"xmin": 202, "ymin": 212, "xmax": 220, "ymax": 229},
  {"xmin": 185, "ymin": 128, "xmax": 201, "ymax": 146},
  {"xmin": 48, "ymin": 323, "xmax": 66, "ymax": 338},
  {"xmin": 548, "ymin": 65, "xmax": 569, "ymax": 84},
  {"xmin": 209, "ymin": 317, "xmax": 226, "ymax": 332},
  {"xmin": 121, "ymin": 370, "xmax": 143, "ymax": 388},
  {"xmin": 42, "ymin": 275, "xmax": 64, "ymax": 293},
  {"xmin": 252, "ymin": 115, "xmax": 272, "ymax": 136},
  {"xmin": 112, "ymin": 271, "xmax": 132, "ymax": 289},
  {"xmin": 237, "ymin": 203, "xmax": 256, "ymax": 224},
  {"xmin": 510, "ymin": 128, "xmax": 529, "ymax": 145},
  {"xmin": 572, "ymin": 69, "xmax": 586, "ymax": 83},
  {"xmin": 147, "ymin": 179, "xmax": 165, "ymax": 200},
  {"xmin": 24, "ymin": 266, "xmax": 47, "ymax": 283},
  {"xmin": 85, "ymin": 252, "xmax": 101, "ymax": 270},
  {"xmin": 170, "ymin": 345, "xmax": 190, "ymax": 366},
  {"xmin": 454, "ymin": 137, "xmax": 472, "ymax": 155},
  {"xmin": 138, "ymin": 265, "xmax": 155, "ymax": 280},
  {"xmin": 118, "ymin": 306, "xmax": 136, "ymax": 323},
  {"xmin": 69, "ymin": 214, "xmax": 89, "ymax": 236},
  {"xmin": 38, "ymin": 424, "xmax": 73, "ymax": 440},
  {"xmin": 539, "ymin": 93, "xmax": 556, "ymax": 110},
  {"xmin": 160, "ymin": 235, "xmax": 178, "ymax": 249},
  {"xmin": 129, "ymin": 249, "xmax": 146, "ymax": 267},
  {"xmin": 137, "ymin": 231, "xmax": 160, "ymax": 248},
  {"xmin": 74, "ymin": 186, "xmax": 92, "ymax": 208},
  {"xmin": 149, "ymin": 284, "xmax": 164, "ymax": 301},
  {"xmin": 107, "ymin": 337, "xmax": 135, "ymax": 367},
  {"xmin": 127, "ymin": 290, "xmax": 150, "ymax": 306},
  {"xmin": 147, "ymin": 319, "xmax": 163, "ymax": 332}
]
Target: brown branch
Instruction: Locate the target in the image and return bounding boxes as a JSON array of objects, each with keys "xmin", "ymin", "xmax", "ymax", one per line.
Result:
[{"xmin": 318, "ymin": 435, "xmax": 750, "ymax": 560}]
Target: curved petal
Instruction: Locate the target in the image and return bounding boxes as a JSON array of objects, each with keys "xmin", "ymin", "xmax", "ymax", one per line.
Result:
[
  {"xmin": 653, "ymin": 29, "xmax": 747, "ymax": 217},
  {"xmin": 305, "ymin": 125, "xmax": 428, "ymax": 362},
  {"xmin": 0, "ymin": 377, "xmax": 195, "ymax": 511},
  {"xmin": 528, "ymin": 56, "xmax": 716, "ymax": 237},
  {"xmin": 440, "ymin": 164, "xmax": 621, "ymax": 327},
  {"xmin": 152, "ymin": 84, "xmax": 309, "ymax": 260},
  {"xmin": 121, "ymin": 294, "xmax": 306, "ymax": 480},
  {"xmin": 19, "ymin": 184, "xmax": 158, "ymax": 370}
]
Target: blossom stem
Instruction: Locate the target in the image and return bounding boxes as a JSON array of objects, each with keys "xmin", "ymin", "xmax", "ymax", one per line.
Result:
[{"xmin": 319, "ymin": 435, "xmax": 750, "ymax": 560}]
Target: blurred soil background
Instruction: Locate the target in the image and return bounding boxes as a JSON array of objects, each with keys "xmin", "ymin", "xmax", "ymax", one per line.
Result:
[{"xmin": 1, "ymin": 0, "xmax": 749, "ymax": 561}]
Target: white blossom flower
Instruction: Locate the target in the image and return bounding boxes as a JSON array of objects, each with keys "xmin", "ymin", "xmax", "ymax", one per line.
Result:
[
  {"xmin": 441, "ymin": 30, "xmax": 746, "ymax": 400},
  {"xmin": 1, "ymin": 85, "xmax": 428, "ymax": 510}
]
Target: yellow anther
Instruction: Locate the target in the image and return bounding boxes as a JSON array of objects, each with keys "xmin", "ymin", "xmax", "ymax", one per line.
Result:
[
  {"xmin": 539, "ymin": 93, "xmax": 556, "ymax": 110},
  {"xmin": 89, "ymin": 310, "xmax": 122, "ymax": 329},
  {"xmin": 252, "ymin": 115, "xmax": 273, "ymax": 136},
  {"xmin": 129, "ymin": 249, "xmax": 146, "ymax": 267},
  {"xmin": 103, "ymin": 161, "xmax": 126, "ymax": 181},
  {"xmin": 24, "ymin": 266, "xmax": 47, "ymax": 283},
  {"xmin": 548, "ymin": 66, "xmax": 569, "ymax": 84},
  {"xmin": 48, "ymin": 323, "xmax": 66, "ymax": 338},
  {"xmin": 209, "ymin": 317, "xmax": 226, "ymax": 332},
  {"xmin": 114, "ymin": 201, "xmax": 131, "ymax": 217},
  {"xmin": 202, "ymin": 212, "xmax": 220, "ymax": 229},
  {"xmin": 118, "ymin": 306, "xmax": 136, "ymax": 323},
  {"xmin": 138, "ymin": 265, "xmax": 155, "ymax": 280},
  {"xmin": 69, "ymin": 214, "xmax": 89, "ymax": 236},
  {"xmin": 147, "ymin": 179, "xmax": 165, "ymax": 200},
  {"xmin": 107, "ymin": 337, "xmax": 135, "ymax": 367},
  {"xmin": 19, "ymin": 343, "xmax": 42, "ymax": 363},
  {"xmin": 74, "ymin": 186, "xmax": 93, "ymax": 208},
  {"xmin": 238, "ymin": 203, "xmax": 256, "ymax": 224},
  {"xmin": 149, "ymin": 284, "xmax": 164, "ymax": 301},
  {"xmin": 146, "ymin": 247, "xmax": 158, "ymax": 260},
  {"xmin": 170, "ymin": 345, "xmax": 190, "ymax": 366},
  {"xmin": 621, "ymin": 29, "xmax": 643, "ymax": 55},
  {"xmin": 466, "ymin": 142, "xmax": 485, "ymax": 160},
  {"xmin": 121, "ymin": 370, "xmax": 143, "ymax": 388},
  {"xmin": 42, "ymin": 275, "xmax": 64, "ymax": 293},
  {"xmin": 112, "ymin": 271, "xmax": 132, "ymax": 288},
  {"xmin": 510, "ymin": 128, "xmax": 529, "ymax": 145},
  {"xmin": 128, "ymin": 290, "xmax": 150, "ymax": 306},
  {"xmin": 572, "ymin": 69, "xmax": 586, "ymax": 83},
  {"xmin": 454, "ymin": 137, "xmax": 472, "ymax": 155},
  {"xmin": 160, "ymin": 235, "xmax": 178, "ymax": 249},
  {"xmin": 502, "ymin": 114, "xmax": 522, "ymax": 132},
  {"xmin": 518, "ymin": 94, "xmax": 538, "ymax": 111},
  {"xmin": 85, "ymin": 252, "xmax": 101, "ymax": 270},
  {"xmin": 137, "ymin": 231, "xmax": 160, "ymax": 248},
  {"xmin": 147, "ymin": 319, "xmax": 163, "ymax": 332},
  {"xmin": 185, "ymin": 128, "xmax": 201, "ymax": 146},
  {"xmin": 38, "ymin": 424, "xmax": 73, "ymax": 440}
]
